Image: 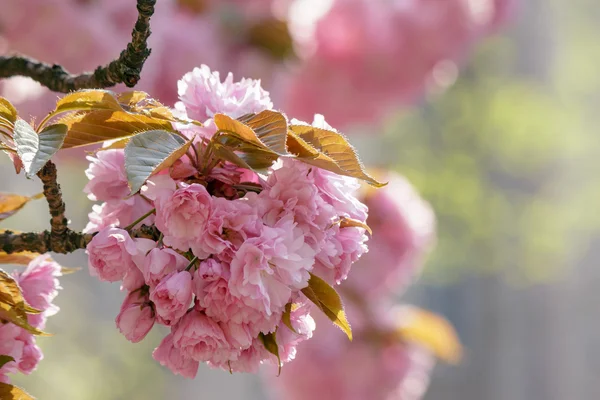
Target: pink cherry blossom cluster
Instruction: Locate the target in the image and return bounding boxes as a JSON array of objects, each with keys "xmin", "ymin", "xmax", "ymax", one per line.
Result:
[
  {"xmin": 0, "ymin": 255, "xmax": 62, "ymax": 383},
  {"xmin": 265, "ymin": 171, "xmax": 439, "ymax": 400},
  {"xmin": 0, "ymin": 0, "xmax": 515, "ymax": 129},
  {"xmin": 84, "ymin": 65, "xmax": 369, "ymax": 376},
  {"xmin": 284, "ymin": 0, "xmax": 517, "ymax": 128}
]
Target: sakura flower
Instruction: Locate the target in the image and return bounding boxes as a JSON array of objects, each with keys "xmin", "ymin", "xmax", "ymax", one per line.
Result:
[
  {"xmin": 11, "ymin": 254, "xmax": 62, "ymax": 314},
  {"xmin": 142, "ymin": 248, "xmax": 190, "ymax": 288},
  {"xmin": 150, "ymin": 271, "xmax": 194, "ymax": 326},
  {"xmin": 153, "ymin": 333, "xmax": 200, "ymax": 379},
  {"xmin": 84, "ymin": 149, "xmax": 129, "ymax": 202},
  {"xmin": 154, "ymin": 183, "xmax": 213, "ymax": 256},
  {"xmin": 229, "ymin": 241, "xmax": 292, "ymax": 316},
  {"xmin": 86, "ymin": 227, "xmax": 138, "ymax": 282},
  {"xmin": 116, "ymin": 290, "xmax": 156, "ymax": 343},
  {"xmin": 176, "ymin": 64, "xmax": 273, "ymax": 122},
  {"xmin": 171, "ymin": 310, "xmax": 235, "ymax": 363}
]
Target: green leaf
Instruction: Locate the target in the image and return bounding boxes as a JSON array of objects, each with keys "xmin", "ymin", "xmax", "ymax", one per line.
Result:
[
  {"xmin": 0, "ymin": 97, "xmax": 18, "ymax": 125},
  {"xmin": 58, "ymin": 110, "xmax": 176, "ymax": 149},
  {"xmin": 0, "ymin": 192, "xmax": 44, "ymax": 221},
  {"xmin": 0, "ymin": 355, "xmax": 15, "ymax": 369},
  {"xmin": 288, "ymin": 125, "xmax": 386, "ymax": 187},
  {"xmin": 14, "ymin": 120, "xmax": 67, "ymax": 177},
  {"xmin": 281, "ymin": 303, "xmax": 298, "ymax": 334},
  {"xmin": 258, "ymin": 331, "xmax": 281, "ymax": 375},
  {"xmin": 301, "ymin": 273, "xmax": 352, "ymax": 341},
  {"xmin": 124, "ymin": 130, "xmax": 192, "ymax": 194},
  {"xmin": 0, "ymin": 382, "xmax": 35, "ymax": 400}
]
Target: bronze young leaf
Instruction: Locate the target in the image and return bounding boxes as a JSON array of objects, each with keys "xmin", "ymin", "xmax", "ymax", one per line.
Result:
[
  {"xmin": 0, "ymin": 192, "xmax": 44, "ymax": 222},
  {"xmin": 301, "ymin": 273, "xmax": 352, "ymax": 341},
  {"xmin": 58, "ymin": 110, "xmax": 176, "ymax": 149},
  {"xmin": 0, "ymin": 382, "xmax": 35, "ymax": 400},
  {"xmin": 288, "ymin": 124, "xmax": 386, "ymax": 187},
  {"xmin": 0, "ymin": 97, "xmax": 18, "ymax": 126}
]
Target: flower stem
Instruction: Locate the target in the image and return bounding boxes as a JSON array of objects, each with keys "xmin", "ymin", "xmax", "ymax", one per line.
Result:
[
  {"xmin": 124, "ymin": 208, "xmax": 156, "ymax": 232},
  {"xmin": 185, "ymin": 256, "xmax": 198, "ymax": 271}
]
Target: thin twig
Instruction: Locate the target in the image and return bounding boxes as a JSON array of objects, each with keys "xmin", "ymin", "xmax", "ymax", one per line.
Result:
[{"xmin": 0, "ymin": 0, "xmax": 156, "ymax": 92}]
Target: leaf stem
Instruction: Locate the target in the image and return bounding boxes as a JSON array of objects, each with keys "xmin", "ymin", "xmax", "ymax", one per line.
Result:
[{"xmin": 124, "ymin": 208, "xmax": 156, "ymax": 232}]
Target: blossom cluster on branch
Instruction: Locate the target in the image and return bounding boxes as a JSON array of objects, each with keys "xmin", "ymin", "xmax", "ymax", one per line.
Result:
[
  {"xmin": 0, "ymin": 0, "xmax": 515, "ymax": 128},
  {"xmin": 84, "ymin": 65, "xmax": 371, "ymax": 376}
]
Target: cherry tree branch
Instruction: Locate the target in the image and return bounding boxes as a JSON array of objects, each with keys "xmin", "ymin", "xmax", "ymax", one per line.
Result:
[
  {"xmin": 0, "ymin": 225, "xmax": 159, "ymax": 255},
  {"xmin": 0, "ymin": 0, "xmax": 156, "ymax": 92},
  {"xmin": 37, "ymin": 161, "xmax": 69, "ymax": 252}
]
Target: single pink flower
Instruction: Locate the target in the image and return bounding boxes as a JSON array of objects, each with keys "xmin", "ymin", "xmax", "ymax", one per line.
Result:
[
  {"xmin": 16, "ymin": 334, "xmax": 43, "ymax": 375},
  {"xmin": 176, "ymin": 64, "xmax": 273, "ymax": 122},
  {"xmin": 210, "ymin": 339, "xmax": 271, "ymax": 373},
  {"xmin": 142, "ymin": 248, "xmax": 190, "ymax": 288},
  {"xmin": 197, "ymin": 196, "xmax": 262, "ymax": 259},
  {"xmin": 84, "ymin": 149, "xmax": 129, "ymax": 201},
  {"xmin": 154, "ymin": 183, "xmax": 213, "ymax": 256},
  {"xmin": 153, "ymin": 333, "xmax": 199, "ymax": 379},
  {"xmin": 86, "ymin": 227, "xmax": 137, "ymax": 282},
  {"xmin": 150, "ymin": 271, "xmax": 194, "ymax": 326},
  {"xmin": 115, "ymin": 290, "xmax": 155, "ymax": 343},
  {"xmin": 12, "ymin": 254, "xmax": 61, "ymax": 313},
  {"xmin": 171, "ymin": 309, "xmax": 235, "ymax": 363},
  {"xmin": 193, "ymin": 259, "xmax": 279, "ymax": 336},
  {"xmin": 229, "ymin": 241, "xmax": 292, "ymax": 316}
]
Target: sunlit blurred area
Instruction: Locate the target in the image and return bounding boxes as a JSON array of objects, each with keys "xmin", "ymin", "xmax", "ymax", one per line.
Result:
[{"xmin": 1, "ymin": 0, "xmax": 599, "ymax": 399}]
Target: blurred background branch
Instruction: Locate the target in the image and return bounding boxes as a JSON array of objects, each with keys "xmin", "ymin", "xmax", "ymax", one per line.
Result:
[{"xmin": 0, "ymin": 0, "xmax": 156, "ymax": 92}]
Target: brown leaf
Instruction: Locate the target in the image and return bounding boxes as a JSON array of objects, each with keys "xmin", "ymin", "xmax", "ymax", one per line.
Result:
[
  {"xmin": 0, "ymin": 270, "xmax": 41, "ymax": 314},
  {"xmin": 0, "ymin": 301, "xmax": 49, "ymax": 336},
  {"xmin": 338, "ymin": 216, "xmax": 372, "ymax": 235},
  {"xmin": 301, "ymin": 273, "xmax": 352, "ymax": 341},
  {"xmin": 0, "ymin": 382, "xmax": 35, "ymax": 400},
  {"xmin": 394, "ymin": 306, "xmax": 463, "ymax": 364},
  {"xmin": 51, "ymin": 89, "xmax": 122, "ymax": 115},
  {"xmin": 247, "ymin": 18, "xmax": 294, "ymax": 60},
  {"xmin": 0, "ymin": 192, "xmax": 44, "ymax": 221},
  {"xmin": 58, "ymin": 110, "xmax": 176, "ymax": 149},
  {"xmin": 288, "ymin": 125, "xmax": 386, "ymax": 187},
  {"xmin": 117, "ymin": 91, "xmax": 150, "ymax": 108},
  {"xmin": 214, "ymin": 111, "xmax": 289, "ymax": 156},
  {"xmin": 0, "ymin": 251, "xmax": 38, "ymax": 265}
]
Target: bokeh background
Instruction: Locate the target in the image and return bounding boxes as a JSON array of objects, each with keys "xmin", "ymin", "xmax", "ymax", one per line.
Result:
[{"xmin": 2, "ymin": 0, "xmax": 600, "ymax": 399}]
